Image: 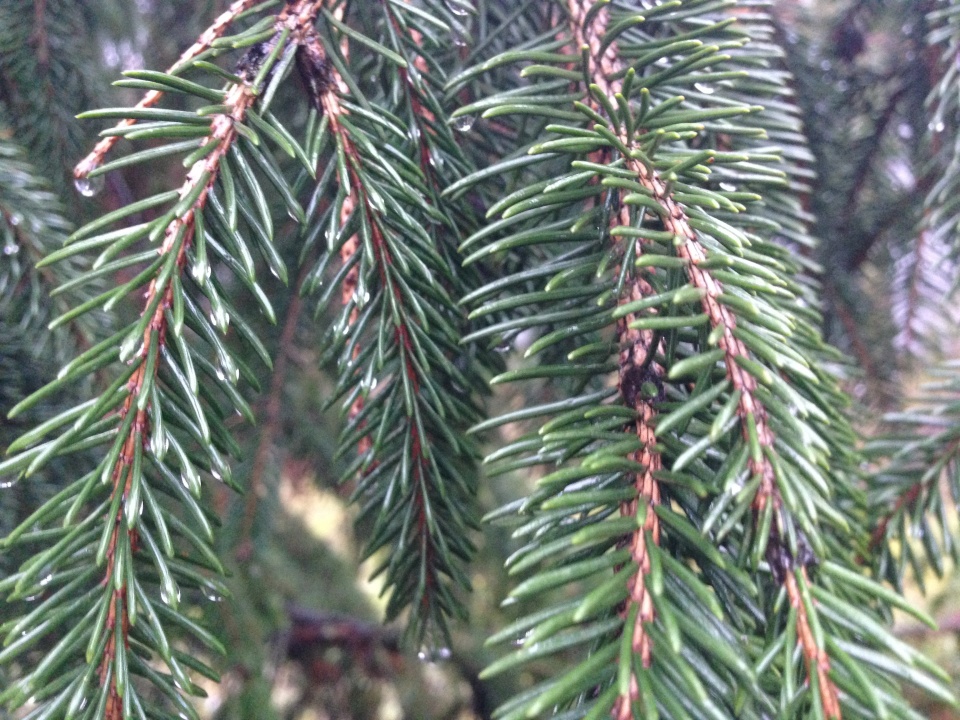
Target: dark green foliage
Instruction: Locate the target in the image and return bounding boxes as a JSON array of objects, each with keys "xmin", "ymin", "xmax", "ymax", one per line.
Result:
[
  {"xmin": 0, "ymin": 1, "xmax": 106, "ymax": 194},
  {"xmin": 1, "ymin": 1, "xmax": 960, "ymax": 719}
]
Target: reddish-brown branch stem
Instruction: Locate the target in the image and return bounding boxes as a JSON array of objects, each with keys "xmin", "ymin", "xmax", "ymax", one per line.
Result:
[
  {"xmin": 31, "ymin": 0, "xmax": 48, "ymax": 66},
  {"xmin": 869, "ymin": 438, "xmax": 960, "ymax": 551},
  {"xmin": 306, "ymin": 33, "xmax": 440, "ymax": 607},
  {"xmin": 568, "ymin": 2, "xmax": 841, "ymax": 715},
  {"xmin": 91, "ymin": 62, "xmax": 260, "ymax": 720},
  {"xmin": 74, "ymin": 0, "xmax": 262, "ymax": 179},
  {"xmin": 786, "ymin": 571, "xmax": 842, "ymax": 718},
  {"xmin": 567, "ymin": 3, "xmax": 662, "ymax": 715}
]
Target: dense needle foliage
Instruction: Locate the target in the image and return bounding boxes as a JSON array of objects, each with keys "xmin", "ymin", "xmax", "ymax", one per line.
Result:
[{"xmin": 1, "ymin": 1, "xmax": 960, "ymax": 719}]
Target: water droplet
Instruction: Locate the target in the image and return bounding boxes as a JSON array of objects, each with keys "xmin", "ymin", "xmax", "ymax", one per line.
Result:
[
  {"xmin": 451, "ymin": 21, "xmax": 469, "ymax": 49},
  {"xmin": 160, "ymin": 584, "xmax": 181, "ymax": 606},
  {"xmin": 514, "ymin": 630, "xmax": 532, "ymax": 647},
  {"xmin": 452, "ymin": 114, "xmax": 476, "ymax": 132},
  {"xmin": 217, "ymin": 355, "xmax": 239, "ymax": 385},
  {"xmin": 0, "ymin": 480, "xmax": 15, "ymax": 489},
  {"xmin": 694, "ymin": 82, "xmax": 714, "ymax": 95},
  {"xmin": 190, "ymin": 259, "xmax": 211, "ymax": 285},
  {"xmin": 819, "ymin": 59, "xmax": 832, "ymax": 72},
  {"xmin": 429, "ymin": 151, "xmax": 446, "ymax": 170},
  {"xmin": 8, "ymin": 212, "xmax": 22, "ymax": 226},
  {"xmin": 180, "ymin": 473, "xmax": 194, "ymax": 492},
  {"xmin": 74, "ymin": 175, "xmax": 104, "ymax": 198},
  {"xmin": 417, "ymin": 645, "xmax": 452, "ymax": 663},
  {"xmin": 209, "ymin": 305, "xmax": 230, "ymax": 332},
  {"xmin": 39, "ymin": 574, "xmax": 53, "ymax": 586},
  {"xmin": 150, "ymin": 431, "xmax": 169, "ymax": 460},
  {"xmin": 204, "ymin": 588, "xmax": 223, "ymax": 603},
  {"xmin": 3, "ymin": 243, "xmax": 20, "ymax": 255},
  {"xmin": 445, "ymin": 0, "xmax": 471, "ymax": 16},
  {"xmin": 930, "ymin": 120, "xmax": 946, "ymax": 134},
  {"xmin": 119, "ymin": 334, "xmax": 141, "ymax": 363},
  {"xmin": 898, "ymin": 123, "xmax": 914, "ymax": 140},
  {"xmin": 719, "ymin": 182, "xmax": 737, "ymax": 192}
]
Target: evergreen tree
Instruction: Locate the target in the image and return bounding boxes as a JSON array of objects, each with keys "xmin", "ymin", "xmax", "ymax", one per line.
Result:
[{"xmin": 1, "ymin": 1, "xmax": 959, "ymax": 719}]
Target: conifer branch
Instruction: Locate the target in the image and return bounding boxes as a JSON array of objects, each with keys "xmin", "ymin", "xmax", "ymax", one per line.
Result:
[
  {"xmin": 73, "ymin": 0, "xmax": 262, "ymax": 180},
  {"xmin": 86, "ymin": 72, "xmax": 258, "ymax": 720},
  {"xmin": 298, "ymin": 11, "xmax": 487, "ymax": 643},
  {"xmin": 569, "ymin": 2, "xmax": 663, "ymax": 712}
]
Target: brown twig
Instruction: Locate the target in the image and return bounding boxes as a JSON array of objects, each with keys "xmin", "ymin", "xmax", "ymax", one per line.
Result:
[
  {"xmin": 74, "ymin": 0, "xmax": 261, "ymax": 180},
  {"xmin": 567, "ymin": 1, "xmax": 842, "ymax": 715},
  {"xmin": 299, "ymin": 30, "xmax": 442, "ymax": 619},
  {"xmin": 31, "ymin": 0, "xmax": 48, "ymax": 66},
  {"xmin": 98, "ymin": 77, "xmax": 259, "ymax": 720},
  {"xmin": 566, "ymin": 3, "xmax": 663, "ymax": 714}
]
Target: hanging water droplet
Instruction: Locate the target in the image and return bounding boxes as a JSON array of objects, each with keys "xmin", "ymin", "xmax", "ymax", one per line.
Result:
[
  {"xmin": 898, "ymin": 123, "xmax": 914, "ymax": 140},
  {"xmin": 3, "ymin": 242, "xmax": 20, "ymax": 255},
  {"xmin": 718, "ymin": 182, "xmax": 737, "ymax": 192},
  {"xmin": 450, "ymin": 20, "xmax": 469, "ymax": 49},
  {"xmin": 445, "ymin": 0, "xmax": 471, "ymax": 16},
  {"xmin": 74, "ymin": 175, "xmax": 104, "ymax": 198},
  {"xmin": 180, "ymin": 473, "xmax": 194, "ymax": 493},
  {"xmin": 150, "ymin": 431, "xmax": 169, "ymax": 460},
  {"xmin": 160, "ymin": 584, "xmax": 181, "ymax": 606},
  {"xmin": 39, "ymin": 574, "xmax": 53, "ymax": 587},
  {"xmin": 452, "ymin": 114, "xmax": 475, "ymax": 132},
  {"xmin": 429, "ymin": 151, "xmax": 446, "ymax": 170},
  {"xmin": 209, "ymin": 305, "xmax": 230, "ymax": 332},
  {"xmin": 694, "ymin": 82, "xmax": 714, "ymax": 95},
  {"xmin": 0, "ymin": 480, "xmax": 16, "ymax": 489},
  {"xmin": 417, "ymin": 645, "xmax": 452, "ymax": 663},
  {"xmin": 119, "ymin": 334, "xmax": 141, "ymax": 363},
  {"xmin": 204, "ymin": 588, "xmax": 223, "ymax": 603},
  {"xmin": 8, "ymin": 212, "xmax": 22, "ymax": 226},
  {"xmin": 191, "ymin": 258, "xmax": 211, "ymax": 285},
  {"xmin": 218, "ymin": 355, "xmax": 239, "ymax": 385},
  {"xmin": 930, "ymin": 120, "xmax": 946, "ymax": 134}
]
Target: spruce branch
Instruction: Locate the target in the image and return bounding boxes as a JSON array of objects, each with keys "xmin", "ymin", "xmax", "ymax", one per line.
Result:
[
  {"xmin": 450, "ymin": 1, "xmax": 954, "ymax": 718},
  {"xmin": 0, "ymin": 3, "xmax": 331, "ymax": 714},
  {"xmin": 297, "ymin": 4, "xmax": 490, "ymax": 646},
  {"xmin": 568, "ymin": 1, "xmax": 664, "ymax": 713},
  {"xmin": 73, "ymin": 0, "xmax": 263, "ymax": 181}
]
